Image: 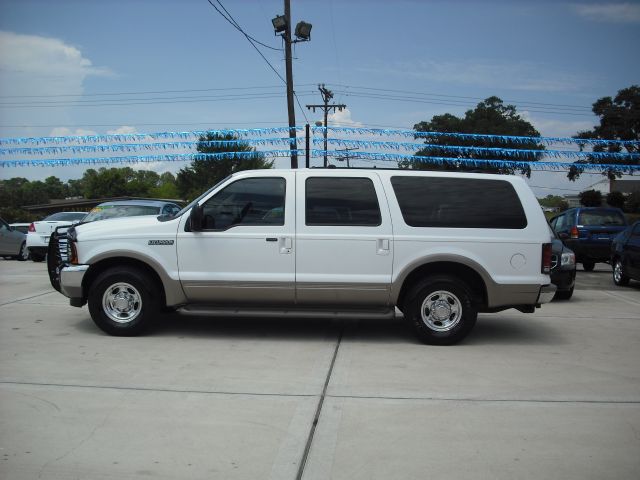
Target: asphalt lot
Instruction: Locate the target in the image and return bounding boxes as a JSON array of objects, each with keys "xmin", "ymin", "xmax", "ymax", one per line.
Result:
[{"xmin": 1, "ymin": 260, "xmax": 639, "ymax": 480}]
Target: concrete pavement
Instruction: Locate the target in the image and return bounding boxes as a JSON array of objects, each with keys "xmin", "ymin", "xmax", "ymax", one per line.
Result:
[{"xmin": 1, "ymin": 260, "xmax": 639, "ymax": 479}]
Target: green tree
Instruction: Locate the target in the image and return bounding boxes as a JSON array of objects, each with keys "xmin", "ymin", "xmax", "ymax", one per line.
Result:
[
  {"xmin": 571, "ymin": 85, "xmax": 640, "ymax": 181},
  {"xmin": 579, "ymin": 189, "xmax": 603, "ymax": 207},
  {"xmin": 43, "ymin": 176, "xmax": 67, "ymax": 199},
  {"xmin": 149, "ymin": 172, "xmax": 179, "ymax": 199},
  {"xmin": 405, "ymin": 97, "xmax": 544, "ymax": 176},
  {"xmin": 176, "ymin": 132, "xmax": 272, "ymax": 201},
  {"xmin": 606, "ymin": 191, "xmax": 626, "ymax": 210},
  {"xmin": 626, "ymin": 191, "xmax": 640, "ymax": 213}
]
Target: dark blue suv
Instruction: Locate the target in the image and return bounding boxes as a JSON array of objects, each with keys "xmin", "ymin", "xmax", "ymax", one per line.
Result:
[{"xmin": 550, "ymin": 207, "xmax": 627, "ymax": 271}]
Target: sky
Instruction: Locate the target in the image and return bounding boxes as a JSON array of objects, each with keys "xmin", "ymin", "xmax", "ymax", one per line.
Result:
[{"xmin": 0, "ymin": 0, "xmax": 638, "ymax": 197}]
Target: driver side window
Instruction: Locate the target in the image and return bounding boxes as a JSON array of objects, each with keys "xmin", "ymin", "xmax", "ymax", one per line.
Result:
[{"xmin": 201, "ymin": 177, "xmax": 286, "ymax": 230}]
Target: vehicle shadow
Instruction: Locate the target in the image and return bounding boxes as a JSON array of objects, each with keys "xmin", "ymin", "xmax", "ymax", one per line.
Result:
[
  {"xmin": 466, "ymin": 316, "xmax": 567, "ymax": 346},
  {"xmin": 80, "ymin": 312, "xmax": 566, "ymax": 347}
]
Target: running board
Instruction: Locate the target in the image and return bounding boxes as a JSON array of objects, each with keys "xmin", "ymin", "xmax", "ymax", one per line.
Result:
[{"xmin": 177, "ymin": 305, "xmax": 396, "ymax": 320}]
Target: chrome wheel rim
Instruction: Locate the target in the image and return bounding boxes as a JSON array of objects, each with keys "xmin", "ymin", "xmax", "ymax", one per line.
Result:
[
  {"xmin": 19, "ymin": 244, "xmax": 28, "ymax": 260},
  {"xmin": 421, "ymin": 290, "xmax": 463, "ymax": 332},
  {"xmin": 102, "ymin": 282, "xmax": 142, "ymax": 323},
  {"xmin": 614, "ymin": 261, "xmax": 623, "ymax": 283}
]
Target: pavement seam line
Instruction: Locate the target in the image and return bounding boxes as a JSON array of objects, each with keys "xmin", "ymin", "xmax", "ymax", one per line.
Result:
[
  {"xmin": 326, "ymin": 394, "xmax": 640, "ymax": 404},
  {"xmin": 295, "ymin": 322, "xmax": 344, "ymax": 480},
  {"xmin": 0, "ymin": 381, "xmax": 315, "ymax": 398},
  {"xmin": 0, "ymin": 291, "xmax": 54, "ymax": 307}
]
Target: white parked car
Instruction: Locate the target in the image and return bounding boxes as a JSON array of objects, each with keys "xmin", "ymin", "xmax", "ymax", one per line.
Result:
[
  {"xmin": 27, "ymin": 211, "xmax": 86, "ymax": 262},
  {"xmin": 48, "ymin": 169, "xmax": 555, "ymax": 345}
]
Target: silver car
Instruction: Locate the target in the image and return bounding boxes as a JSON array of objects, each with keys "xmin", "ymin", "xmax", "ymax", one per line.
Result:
[{"xmin": 0, "ymin": 217, "xmax": 29, "ymax": 261}]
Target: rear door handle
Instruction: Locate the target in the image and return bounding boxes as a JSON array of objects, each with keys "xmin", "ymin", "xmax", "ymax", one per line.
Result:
[{"xmin": 266, "ymin": 238, "xmax": 277, "ymax": 242}]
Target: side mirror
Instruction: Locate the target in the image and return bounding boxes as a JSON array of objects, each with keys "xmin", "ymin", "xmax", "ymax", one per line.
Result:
[{"xmin": 189, "ymin": 204, "xmax": 203, "ymax": 232}]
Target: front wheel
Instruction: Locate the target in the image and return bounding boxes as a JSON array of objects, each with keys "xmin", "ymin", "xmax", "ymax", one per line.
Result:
[
  {"xmin": 404, "ymin": 275, "xmax": 477, "ymax": 345},
  {"xmin": 88, "ymin": 267, "xmax": 160, "ymax": 336},
  {"xmin": 16, "ymin": 242, "xmax": 29, "ymax": 261},
  {"xmin": 613, "ymin": 259, "xmax": 629, "ymax": 286}
]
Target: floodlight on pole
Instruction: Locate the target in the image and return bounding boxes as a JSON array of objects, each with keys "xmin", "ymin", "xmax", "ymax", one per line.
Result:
[
  {"xmin": 294, "ymin": 21, "xmax": 312, "ymax": 41},
  {"xmin": 271, "ymin": 15, "xmax": 287, "ymax": 33}
]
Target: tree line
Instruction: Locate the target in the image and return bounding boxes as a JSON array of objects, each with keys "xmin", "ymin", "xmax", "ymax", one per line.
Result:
[{"xmin": 1, "ymin": 85, "xmax": 637, "ymax": 222}]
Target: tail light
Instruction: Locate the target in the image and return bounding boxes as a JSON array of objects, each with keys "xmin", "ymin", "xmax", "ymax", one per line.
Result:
[
  {"xmin": 570, "ymin": 226, "xmax": 579, "ymax": 239},
  {"xmin": 542, "ymin": 243, "xmax": 552, "ymax": 274},
  {"xmin": 28, "ymin": 222, "xmax": 35, "ymax": 232}
]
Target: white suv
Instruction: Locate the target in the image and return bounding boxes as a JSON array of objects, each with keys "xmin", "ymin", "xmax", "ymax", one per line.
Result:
[{"xmin": 48, "ymin": 169, "xmax": 555, "ymax": 345}]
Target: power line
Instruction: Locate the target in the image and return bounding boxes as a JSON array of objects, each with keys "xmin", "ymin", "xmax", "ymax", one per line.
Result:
[
  {"xmin": 334, "ymin": 91, "xmax": 601, "ymax": 117},
  {"xmin": 333, "ymin": 84, "xmax": 593, "ymax": 111},
  {"xmin": 0, "ymin": 92, "xmax": 318, "ymax": 109},
  {"xmin": 0, "ymin": 84, "xmax": 320, "ymax": 99},
  {"xmin": 204, "ymin": 0, "xmax": 286, "ymax": 85},
  {"xmin": 205, "ymin": 0, "xmax": 282, "ymax": 51}
]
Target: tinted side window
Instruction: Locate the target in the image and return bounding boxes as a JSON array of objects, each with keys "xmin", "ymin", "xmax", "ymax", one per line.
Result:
[
  {"xmin": 306, "ymin": 177, "xmax": 381, "ymax": 226},
  {"xmin": 391, "ymin": 176, "xmax": 527, "ymax": 229},
  {"xmin": 555, "ymin": 214, "xmax": 566, "ymax": 231},
  {"xmin": 202, "ymin": 177, "xmax": 285, "ymax": 230}
]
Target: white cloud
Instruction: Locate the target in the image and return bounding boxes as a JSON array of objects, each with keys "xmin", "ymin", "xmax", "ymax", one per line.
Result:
[
  {"xmin": 49, "ymin": 127, "xmax": 98, "ymax": 137},
  {"xmin": 572, "ymin": 3, "xmax": 640, "ymax": 23},
  {"xmin": 106, "ymin": 125, "xmax": 138, "ymax": 135},
  {"xmin": 520, "ymin": 111, "xmax": 596, "ymax": 138},
  {"xmin": 327, "ymin": 108, "xmax": 363, "ymax": 127},
  {"xmin": 0, "ymin": 31, "xmax": 114, "ymax": 97}
]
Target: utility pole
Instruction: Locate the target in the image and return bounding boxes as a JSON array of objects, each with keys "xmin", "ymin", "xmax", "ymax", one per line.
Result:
[
  {"xmin": 272, "ymin": 3, "xmax": 311, "ymax": 168},
  {"xmin": 306, "ymin": 84, "xmax": 346, "ymax": 167},
  {"xmin": 335, "ymin": 147, "xmax": 358, "ymax": 168},
  {"xmin": 283, "ymin": 0, "xmax": 297, "ymax": 169}
]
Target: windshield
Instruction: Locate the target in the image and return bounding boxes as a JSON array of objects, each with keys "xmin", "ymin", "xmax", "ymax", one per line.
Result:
[
  {"xmin": 44, "ymin": 212, "xmax": 86, "ymax": 222},
  {"xmin": 83, "ymin": 204, "xmax": 160, "ymax": 222}
]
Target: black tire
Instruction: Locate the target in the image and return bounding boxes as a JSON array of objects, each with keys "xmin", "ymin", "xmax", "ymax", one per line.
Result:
[
  {"xmin": 88, "ymin": 266, "xmax": 160, "ymax": 336},
  {"xmin": 582, "ymin": 261, "xmax": 595, "ymax": 272},
  {"xmin": 403, "ymin": 275, "xmax": 477, "ymax": 345},
  {"xmin": 612, "ymin": 259, "xmax": 629, "ymax": 286},
  {"xmin": 31, "ymin": 252, "xmax": 46, "ymax": 262},
  {"xmin": 554, "ymin": 286, "xmax": 574, "ymax": 301},
  {"xmin": 16, "ymin": 242, "xmax": 29, "ymax": 261}
]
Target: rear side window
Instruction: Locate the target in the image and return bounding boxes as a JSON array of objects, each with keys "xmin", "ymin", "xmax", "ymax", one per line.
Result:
[
  {"xmin": 390, "ymin": 176, "xmax": 527, "ymax": 229},
  {"xmin": 578, "ymin": 209, "xmax": 626, "ymax": 226},
  {"xmin": 306, "ymin": 177, "xmax": 381, "ymax": 226}
]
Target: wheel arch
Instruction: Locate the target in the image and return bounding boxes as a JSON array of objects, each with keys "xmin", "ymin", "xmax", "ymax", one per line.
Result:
[
  {"xmin": 394, "ymin": 259, "xmax": 489, "ymax": 313},
  {"xmin": 83, "ymin": 257, "xmax": 170, "ymax": 308}
]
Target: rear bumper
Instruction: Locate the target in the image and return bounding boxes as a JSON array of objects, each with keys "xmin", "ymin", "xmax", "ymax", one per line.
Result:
[
  {"xmin": 537, "ymin": 284, "xmax": 557, "ymax": 304},
  {"xmin": 60, "ymin": 264, "xmax": 89, "ymax": 301}
]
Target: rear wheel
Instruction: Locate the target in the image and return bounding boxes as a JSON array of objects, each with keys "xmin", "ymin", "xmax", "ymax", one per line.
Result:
[
  {"xmin": 88, "ymin": 267, "xmax": 160, "ymax": 336},
  {"xmin": 582, "ymin": 261, "xmax": 595, "ymax": 272},
  {"xmin": 31, "ymin": 252, "xmax": 45, "ymax": 262},
  {"xmin": 554, "ymin": 286, "xmax": 574, "ymax": 300},
  {"xmin": 613, "ymin": 259, "xmax": 629, "ymax": 286},
  {"xmin": 404, "ymin": 275, "xmax": 477, "ymax": 345}
]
